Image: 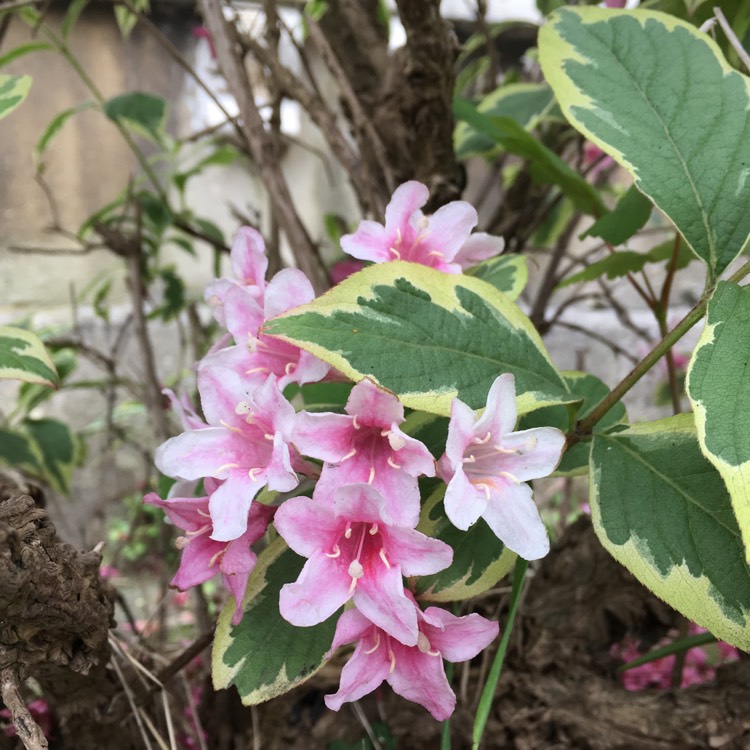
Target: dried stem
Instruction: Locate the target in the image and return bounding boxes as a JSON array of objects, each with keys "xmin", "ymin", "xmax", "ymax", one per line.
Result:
[
  {"xmin": 198, "ymin": 0, "xmax": 328, "ymax": 293},
  {"xmin": 0, "ymin": 667, "xmax": 48, "ymax": 750}
]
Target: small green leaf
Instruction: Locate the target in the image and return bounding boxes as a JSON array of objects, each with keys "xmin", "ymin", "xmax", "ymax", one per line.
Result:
[
  {"xmin": 590, "ymin": 414, "xmax": 750, "ymax": 651},
  {"xmin": 453, "ymin": 98, "xmax": 605, "ymax": 216},
  {"xmin": 34, "ymin": 101, "xmax": 96, "ymax": 171},
  {"xmin": 415, "ymin": 487, "xmax": 515, "ymax": 602},
  {"xmin": 104, "ymin": 92, "xmax": 167, "ymax": 144},
  {"xmin": 582, "ymin": 185, "xmax": 652, "ymax": 245},
  {"xmin": 24, "ymin": 418, "xmax": 81, "ymax": 494},
  {"xmin": 0, "ymin": 43, "xmax": 53, "ymax": 68},
  {"xmin": 454, "ymin": 83, "xmax": 562, "ymax": 158},
  {"xmin": 213, "ymin": 538, "xmax": 338, "ymax": 704},
  {"xmin": 62, "ymin": 0, "xmax": 89, "ymax": 38},
  {"xmin": 466, "ymin": 254, "xmax": 527, "ymax": 300},
  {"xmin": 114, "ymin": 0, "xmax": 150, "ymax": 37},
  {"xmin": 0, "ymin": 326, "xmax": 58, "ymax": 387},
  {"xmin": 0, "ymin": 74, "xmax": 32, "ymax": 121},
  {"xmin": 687, "ymin": 281, "xmax": 750, "ymax": 561},
  {"xmin": 18, "ymin": 348, "xmax": 77, "ymax": 415},
  {"xmin": 264, "ymin": 261, "xmax": 571, "ymax": 417},
  {"xmin": 540, "ymin": 8, "xmax": 750, "ymax": 275}
]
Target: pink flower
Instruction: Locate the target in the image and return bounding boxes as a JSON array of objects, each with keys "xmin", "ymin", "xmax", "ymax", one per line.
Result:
[
  {"xmin": 156, "ymin": 372, "xmax": 299, "ymax": 541},
  {"xmin": 205, "ymin": 227, "xmax": 268, "ymax": 326},
  {"xmin": 341, "ymin": 181, "xmax": 504, "ymax": 274},
  {"xmin": 275, "ymin": 483, "xmax": 452, "ymax": 646},
  {"xmin": 438, "ymin": 373, "xmax": 565, "ymax": 560},
  {"xmin": 292, "ymin": 378, "xmax": 435, "ymax": 527},
  {"xmin": 144, "ymin": 487, "xmax": 275, "ymax": 624},
  {"xmin": 324, "ymin": 604, "xmax": 498, "ymax": 720}
]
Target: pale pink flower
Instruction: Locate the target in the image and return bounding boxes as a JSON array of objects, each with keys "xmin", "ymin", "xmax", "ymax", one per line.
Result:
[
  {"xmin": 438, "ymin": 373, "xmax": 566, "ymax": 560},
  {"xmin": 144, "ymin": 487, "xmax": 275, "ymax": 624},
  {"xmin": 325, "ymin": 603, "xmax": 498, "ymax": 720},
  {"xmin": 292, "ymin": 378, "xmax": 435, "ymax": 527},
  {"xmin": 341, "ymin": 181, "xmax": 504, "ymax": 274},
  {"xmin": 204, "ymin": 226, "xmax": 268, "ymax": 326},
  {"xmin": 275, "ymin": 483, "xmax": 452, "ymax": 646},
  {"xmin": 156, "ymin": 372, "xmax": 299, "ymax": 541}
]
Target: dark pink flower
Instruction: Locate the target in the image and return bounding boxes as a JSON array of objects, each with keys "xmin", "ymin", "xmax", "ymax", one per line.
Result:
[
  {"xmin": 275, "ymin": 484, "xmax": 452, "ymax": 646},
  {"xmin": 325, "ymin": 604, "xmax": 498, "ymax": 720},
  {"xmin": 145, "ymin": 489, "xmax": 275, "ymax": 625},
  {"xmin": 293, "ymin": 379, "xmax": 435, "ymax": 527},
  {"xmin": 329, "ymin": 259, "xmax": 365, "ymax": 284},
  {"xmin": 341, "ymin": 181, "xmax": 504, "ymax": 274}
]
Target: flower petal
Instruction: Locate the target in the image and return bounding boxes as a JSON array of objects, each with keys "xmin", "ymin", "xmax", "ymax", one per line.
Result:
[
  {"xmin": 346, "ymin": 379, "xmax": 403, "ymax": 427},
  {"xmin": 421, "ymin": 608, "xmax": 499, "ymax": 662},
  {"xmin": 453, "ymin": 232, "xmax": 505, "ymax": 269},
  {"xmin": 171, "ymin": 536, "xmax": 219, "ymax": 589},
  {"xmin": 475, "ymin": 373, "xmax": 517, "ymax": 438},
  {"xmin": 328, "ymin": 608, "xmax": 373, "ymax": 652},
  {"xmin": 442, "ymin": 397, "xmax": 478, "ymax": 477},
  {"xmin": 264, "ymin": 268, "xmax": 315, "ymax": 319},
  {"xmin": 273, "ymin": 496, "xmax": 340, "ymax": 557},
  {"xmin": 292, "ymin": 412, "xmax": 354, "ymax": 462},
  {"xmin": 443, "ymin": 467, "xmax": 488, "ymax": 530},
  {"xmin": 340, "ymin": 220, "xmax": 391, "ymax": 263},
  {"xmin": 421, "ymin": 201, "xmax": 477, "ymax": 262},
  {"xmin": 325, "ymin": 633, "xmax": 391, "ymax": 711},
  {"xmin": 388, "ymin": 643, "xmax": 455, "ymax": 721},
  {"xmin": 482, "ymin": 480, "xmax": 549, "ymax": 560},
  {"xmin": 209, "ymin": 471, "xmax": 264, "ymax": 542},
  {"xmin": 354, "ymin": 563, "xmax": 419, "ymax": 646},
  {"xmin": 231, "ymin": 226, "xmax": 268, "ymax": 287},
  {"xmin": 156, "ymin": 428, "xmax": 246, "ymax": 481},
  {"xmin": 279, "ymin": 552, "xmax": 351, "ymax": 626},
  {"xmin": 500, "ymin": 427, "xmax": 566, "ymax": 482},
  {"xmin": 385, "ymin": 528, "xmax": 452, "ymax": 576},
  {"xmin": 384, "ymin": 181, "xmax": 429, "ymax": 234}
]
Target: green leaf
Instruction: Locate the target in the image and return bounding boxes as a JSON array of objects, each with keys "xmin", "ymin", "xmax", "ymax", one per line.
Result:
[
  {"xmin": 687, "ymin": 281, "xmax": 750, "ymax": 562},
  {"xmin": 0, "ymin": 427, "xmax": 41, "ymax": 473},
  {"xmin": 453, "ymin": 99, "xmax": 604, "ymax": 216},
  {"xmin": 465, "ymin": 254, "xmax": 527, "ymax": 300},
  {"xmin": 0, "ymin": 42, "xmax": 53, "ymax": 68},
  {"xmin": 264, "ymin": 261, "xmax": 571, "ymax": 417},
  {"xmin": 590, "ymin": 414, "xmax": 750, "ymax": 651},
  {"xmin": 0, "ymin": 326, "xmax": 58, "ymax": 387},
  {"xmin": 114, "ymin": 0, "xmax": 149, "ymax": 37},
  {"xmin": 520, "ymin": 370, "xmax": 626, "ymax": 476},
  {"xmin": 18, "ymin": 348, "xmax": 77, "ymax": 415},
  {"xmin": 24, "ymin": 418, "xmax": 81, "ymax": 494},
  {"xmin": 582, "ymin": 185, "xmax": 652, "ymax": 245},
  {"xmin": 558, "ymin": 237, "xmax": 693, "ymax": 288},
  {"xmin": 104, "ymin": 92, "xmax": 167, "ymax": 144},
  {"xmin": 62, "ymin": 0, "xmax": 89, "ymax": 38},
  {"xmin": 34, "ymin": 101, "xmax": 96, "ymax": 171},
  {"xmin": 0, "ymin": 74, "xmax": 32, "ymax": 121},
  {"xmin": 415, "ymin": 487, "xmax": 515, "ymax": 602},
  {"xmin": 540, "ymin": 8, "xmax": 750, "ymax": 276},
  {"xmin": 192, "ymin": 217, "xmax": 226, "ymax": 247},
  {"xmin": 454, "ymin": 83, "xmax": 562, "ymax": 158},
  {"xmin": 213, "ymin": 538, "xmax": 338, "ymax": 704}
]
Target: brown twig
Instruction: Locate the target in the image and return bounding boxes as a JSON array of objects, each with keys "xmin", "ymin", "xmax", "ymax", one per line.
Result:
[
  {"xmin": 0, "ymin": 667, "xmax": 49, "ymax": 750},
  {"xmin": 714, "ymin": 6, "xmax": 750, "ymax": 73},
  {"xmin": 198, "ymin": 0, "xmax": 328, "ymax": 294}
]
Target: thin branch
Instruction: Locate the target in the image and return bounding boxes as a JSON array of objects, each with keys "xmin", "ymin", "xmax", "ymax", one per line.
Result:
[
  {"xmin": 555, "ymin": 320, "xmax": 640, "ymax": 364},
  {"xmin": 307, "ymin": 16, "xmax": 395, "ymax": 201},
  {"xmin": 198, "ymin": 0, "xmax": 328, "ymax": 293},
  {"xmin": 0, "ymin": 667, "xmax": 48, "ymax": 750},
  {"xmin": 714, "ymin": 6, "xmax": 750, "ymax": 73}
]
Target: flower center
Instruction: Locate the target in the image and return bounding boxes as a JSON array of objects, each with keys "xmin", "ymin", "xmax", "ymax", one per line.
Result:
[{"xmin": 327, "ymin": 521, "xmax": 390, "ymax": 593}]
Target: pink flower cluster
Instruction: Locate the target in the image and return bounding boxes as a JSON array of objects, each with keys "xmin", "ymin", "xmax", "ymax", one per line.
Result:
[
  {"xmin": 611, "ymin": 624, "xmax": 739, "ymax": 691},
  {"xmin": 147, "ymin": 182, "xmax": 565, "ymax": 718}
]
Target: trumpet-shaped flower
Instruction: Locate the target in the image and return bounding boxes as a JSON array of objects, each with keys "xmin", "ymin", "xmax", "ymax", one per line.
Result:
[
  {"xmin": 275, "ymin": 484, "xmax": 452, "ymax": 646},
  {"xmin": 292, "ymin": 379, "xmax": 435, "ymax": 527},
  {"xmin": 144, "ymin": 484, "xmax": 275, "ymax": 624},
  {"xmin": 156, "ymin": 371, "xmax": 299, "ymax": 542},
  {"xmin": 325, "ymin": 603, "xmax": 499, "ymax": 720},
  {"xmin": 438, "ymin": 373, "xmax": 566, "ymax": 560},
  {"xmin": 341, "ymin": 181, "xmax": 504, "ymax": 274}
]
